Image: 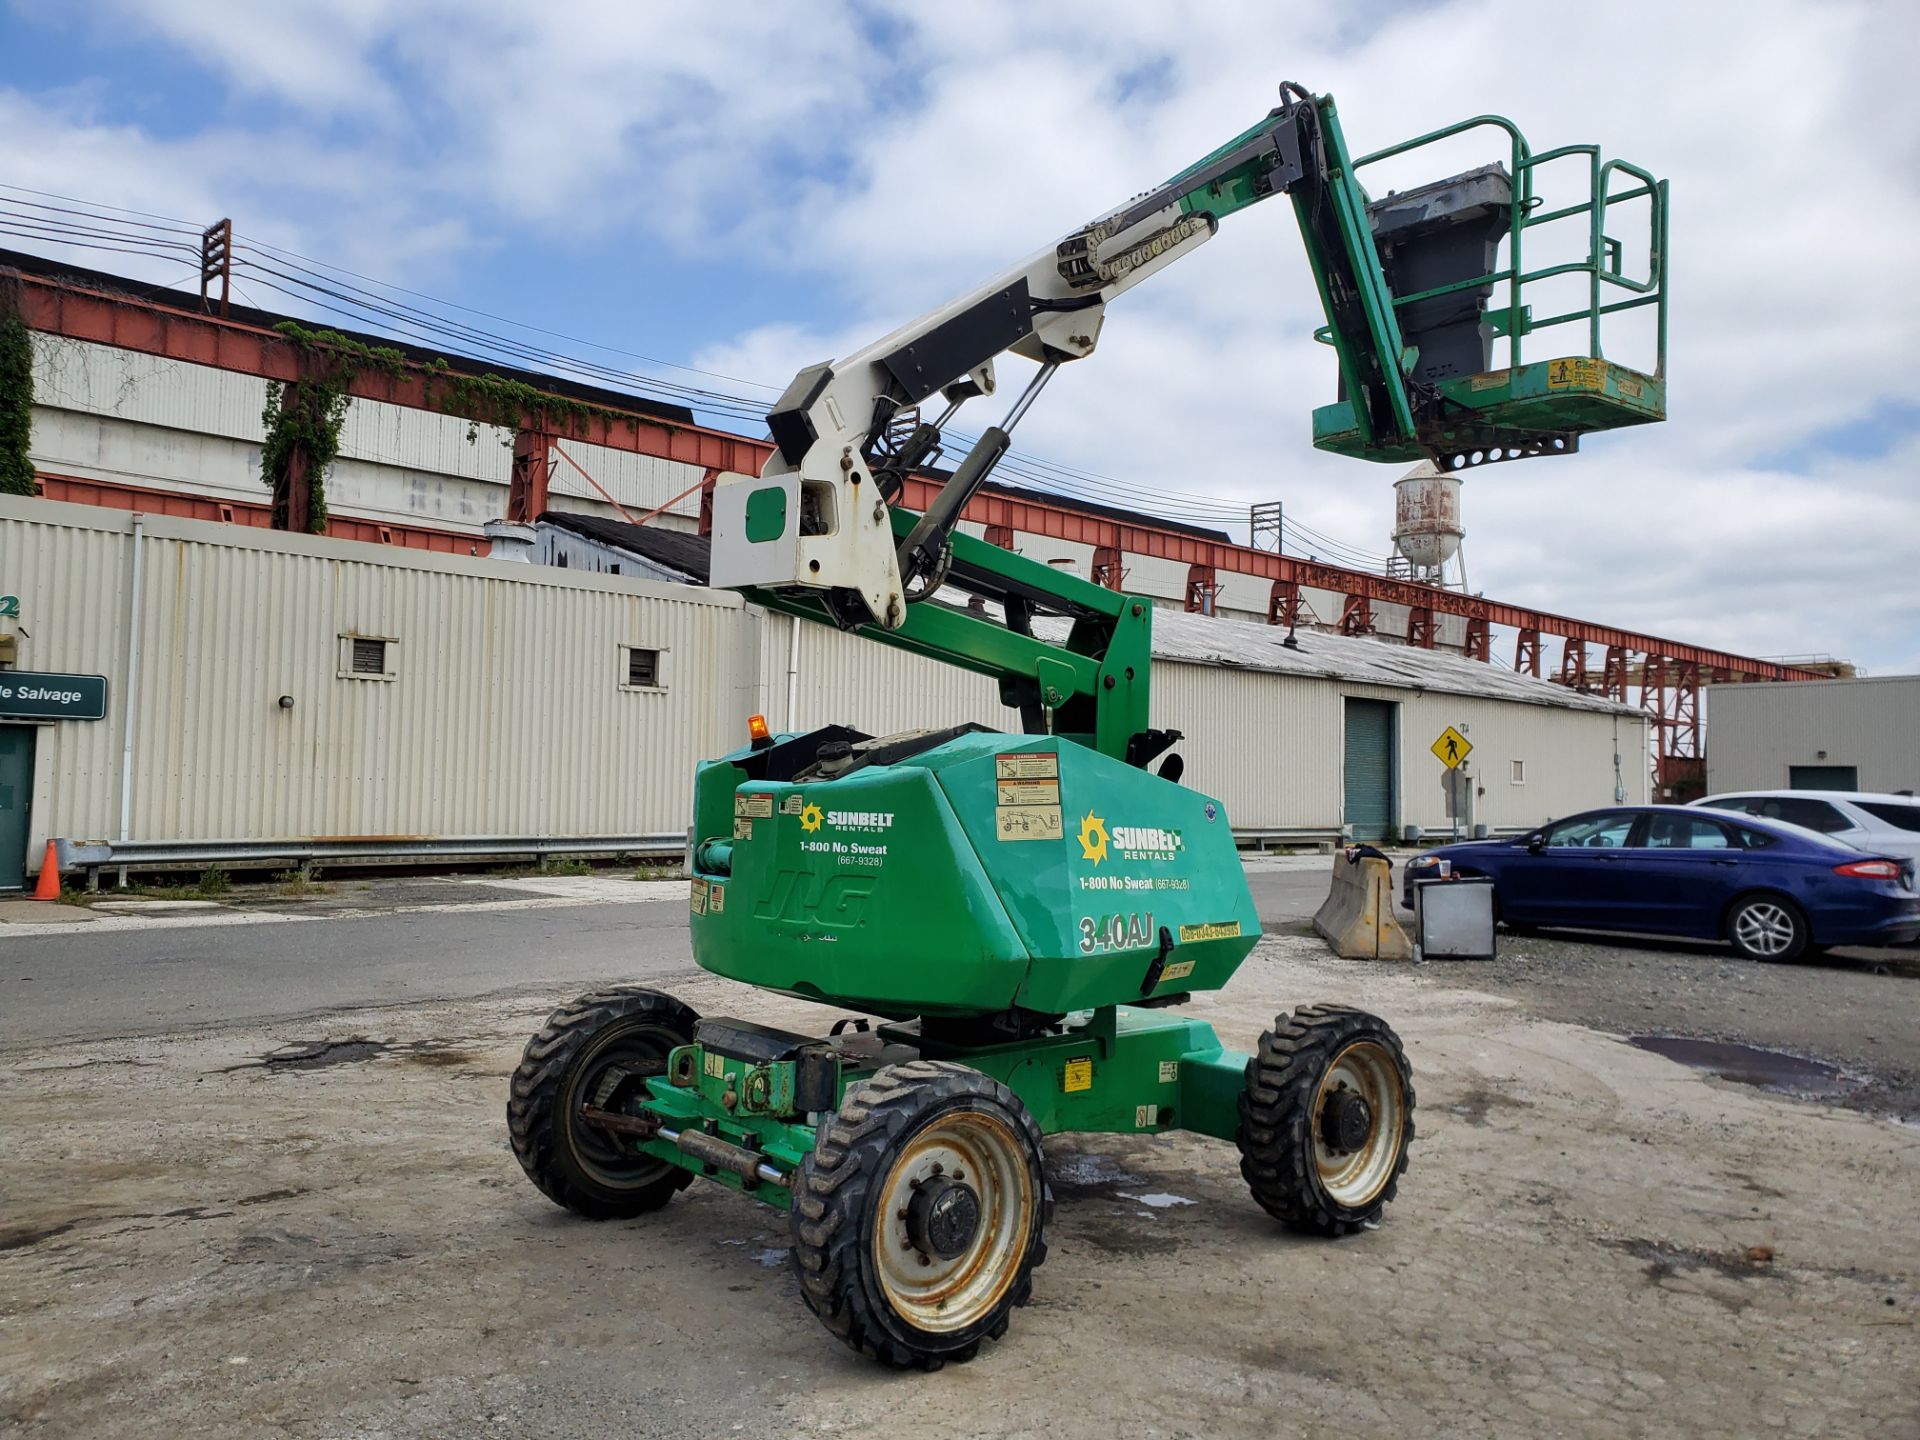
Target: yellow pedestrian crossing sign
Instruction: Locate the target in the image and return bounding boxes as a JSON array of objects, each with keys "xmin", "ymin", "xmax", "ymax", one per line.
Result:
[{"xmin": 1431, "ymin": 725, "xmax": 1472, "ymax": 769}]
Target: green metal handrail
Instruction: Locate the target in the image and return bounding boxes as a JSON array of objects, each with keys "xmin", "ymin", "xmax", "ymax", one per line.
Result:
[{"xmin": 1320, "ymin": 116, "xmax": 1667, "ymax": 379}]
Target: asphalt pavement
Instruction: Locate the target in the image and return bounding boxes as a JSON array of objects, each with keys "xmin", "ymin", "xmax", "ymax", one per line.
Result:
[{"xmin": 0, "ymin": 861, "xmax": 1338, "ymax": 1051}]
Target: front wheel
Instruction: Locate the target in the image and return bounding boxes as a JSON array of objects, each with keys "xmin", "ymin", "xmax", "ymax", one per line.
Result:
[
  {"xmin": 1237, "ymin": 1004, "xmax": 1415, "ymax": 1236},
  {"xmin": 1726, "ymin": 895, "xmax": 1809, "ymax": 963},
  {"xmin": 789, "ymin": 1060, "xmax": 1050, "ymax": 1370}
]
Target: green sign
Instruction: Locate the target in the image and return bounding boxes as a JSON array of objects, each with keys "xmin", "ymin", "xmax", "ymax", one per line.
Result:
[{"xmin": 0, "ymin": 671, "xmax": 108, "ymax": 721}]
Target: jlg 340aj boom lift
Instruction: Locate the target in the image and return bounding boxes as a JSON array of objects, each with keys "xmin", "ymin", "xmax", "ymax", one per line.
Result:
[{"xmin": 508, "ymin": 82, "xmax": 1669, "ymax": 1368}]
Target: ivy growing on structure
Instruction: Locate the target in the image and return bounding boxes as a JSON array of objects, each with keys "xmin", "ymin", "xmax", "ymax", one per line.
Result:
[
  {"xmin": 0, "ymin": 291, "xmax": 37, "ymax": 497},
  {"xmin": 260, "ymin": 322, "xmax": 628, "ymax": 530},
  {"xmin": 259, "ymin": 323, "xmax": 407, "ymax": 532}
]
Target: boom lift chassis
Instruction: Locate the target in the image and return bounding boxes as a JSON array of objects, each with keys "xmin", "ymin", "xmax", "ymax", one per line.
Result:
[{"xmin": 508, "ymin": 83, "xmax": 1668, "ymax": 1369}]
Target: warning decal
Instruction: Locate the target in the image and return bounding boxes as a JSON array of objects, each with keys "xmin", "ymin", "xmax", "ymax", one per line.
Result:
[
  {"xmin": 1546, "ymin": 356, "xmax": 1606, "ymax": 391},
  {"xmin": 1062, "ymin": 1057, "xmax": 1093, "ymax": 1093},
  {"xmin": 995, "ymin": 751, "xmax": 1059, "ymax": 781},
  {"xmin": 689, "ymin": 878, "xmax": 709, "ymax": 915},
  {"xmin": 732, "ymin": 818, "xmax": 754, "ymax": 840},
  {"xmin": 734, "ymin": 792, "xmax": 773, "ymax": 819},
  {"xmin": 996, "ymin": 805, "xmax": 1064, "ymax": 842},
  {"xmin": 996, "ymin": 776, "xmax": 1060, "ymax": 806}
]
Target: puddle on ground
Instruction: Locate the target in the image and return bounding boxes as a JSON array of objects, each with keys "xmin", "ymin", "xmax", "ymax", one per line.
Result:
[
  {"xmin": 1628, "ymin": 1035, "xmax": 1861, "ymax": 1099},
  {"xmin": 256, "ymin": 1038, "xmax": 387, "ymax": 1070},
  {"xmin": 1117, "ymin": 1193, "xmax": 1197, "ymax": 1210}
]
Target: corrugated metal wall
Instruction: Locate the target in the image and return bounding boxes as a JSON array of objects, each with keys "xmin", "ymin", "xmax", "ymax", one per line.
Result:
[
  {"xmin": 0, "ymin": 498, "xmax": 1643, "ymax": 854},
  {"xmin": 1705, "ymin": 678, "xmax": 1920, "ymax": 794},
  {"xmin": 0, "ymin": 498, "xmax": 759, "ymax": 850}
]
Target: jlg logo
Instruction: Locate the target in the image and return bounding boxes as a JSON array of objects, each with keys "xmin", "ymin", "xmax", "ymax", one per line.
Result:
[{"xmin": 754, "ymin": 871, "xmax": 877, "ymax": 928}]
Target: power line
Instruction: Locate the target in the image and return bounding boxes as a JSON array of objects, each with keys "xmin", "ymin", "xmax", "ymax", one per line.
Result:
[{"xmin": 0, "ymin": 185, "xmax": 1401, "ymax": 565}]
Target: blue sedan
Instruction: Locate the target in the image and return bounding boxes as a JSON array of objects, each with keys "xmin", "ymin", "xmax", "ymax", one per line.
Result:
[{"xmin": 1400, "ymin": 806, "xmax": 1920, "ymax": 961}]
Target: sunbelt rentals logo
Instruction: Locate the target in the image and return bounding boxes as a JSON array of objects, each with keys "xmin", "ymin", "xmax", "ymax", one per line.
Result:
[
  {"xmin": 800, "ymin": 802, "xmax": 894, "ymax": 835},
  {"xmin": 1077, "ymin": 811, "xmax": 1182, "ymax": 866}
]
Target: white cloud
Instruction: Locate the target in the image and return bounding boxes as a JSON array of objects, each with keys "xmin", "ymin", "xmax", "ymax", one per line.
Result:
[{"xmin": 6, "ymin": 0, "xmax": 1918, "ymax": 671}]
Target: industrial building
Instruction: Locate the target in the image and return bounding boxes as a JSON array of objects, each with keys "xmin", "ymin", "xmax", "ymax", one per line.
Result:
[
  {"xmin": 1705, "ymin": 675, "xmax": 1919, "ymax": 795},
  {"xmin": 0, "ymin": 249, "xmax": 1826, "ymax": 885},
  {"xmin": 0, "ymin": 495, "xmax": 1646, "ymax": 886}
]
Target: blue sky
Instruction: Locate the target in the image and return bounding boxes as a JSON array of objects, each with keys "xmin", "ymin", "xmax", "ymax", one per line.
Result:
[{"xmin": 3, "ymin": 0, "xmax": 1918, "ymax": 672}]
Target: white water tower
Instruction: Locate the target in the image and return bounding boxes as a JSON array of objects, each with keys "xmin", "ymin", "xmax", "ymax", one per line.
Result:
[{"xmin": 1390, "ymin": 460, "xmax": 1467, "ymax": 589}]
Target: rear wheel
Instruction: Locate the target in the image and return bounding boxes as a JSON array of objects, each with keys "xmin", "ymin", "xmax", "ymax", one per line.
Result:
[
  {"xmin": 507, "ymin": 986, "xmax": 699, "ymax": 1219},
  {"xmin": 1238, "ymin": 1005, "xmax": 1415, "ymax": 1236},
  {"xmin": 789, "ymin": 1060, "xmax": 1050, "ymax": 1370},
  {"xmin": 1726, "ymin": 895, "xmax": 1809, "ymax": 963}
]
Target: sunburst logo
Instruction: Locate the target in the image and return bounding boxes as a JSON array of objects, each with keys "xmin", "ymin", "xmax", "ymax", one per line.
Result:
[
  {"xmin": 1077, "ymin": 811, "xmax": 1109, "ymax": 866},
  {"xmin": 800, "ymin": 802, "xmax": 825, "ymax": 834}
]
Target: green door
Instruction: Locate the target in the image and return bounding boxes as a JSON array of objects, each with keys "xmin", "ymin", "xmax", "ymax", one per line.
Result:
[
  {"xmin": 0, "ymin": 726, "xmax": 33, "ymax": 891},
  {"xmin": 1343, "ymin": 698, "xmax": 1396, "ymax": 842},
  {"xmin": 1787, "ymin": 764, "xmax": 1857, "ymax": 791}
]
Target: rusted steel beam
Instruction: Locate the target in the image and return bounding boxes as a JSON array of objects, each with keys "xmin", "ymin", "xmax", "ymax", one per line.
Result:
[
  {"xmin": 1407, "ymin": 604, "xmax": 1435, "ymax": 649},
  {"xmin": 15, "ymin": 268, "xmax": 1825, "ymax": 684},
  {"xmin": 36, "ymin": 472, "xmax": 483, "ymax": 553},
  {"xmin": 1515, "ymin": 627, "xmax": 1541, "ymax": 676}
]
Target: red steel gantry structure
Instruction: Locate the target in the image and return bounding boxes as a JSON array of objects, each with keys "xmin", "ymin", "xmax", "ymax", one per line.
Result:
[{"xmin": 9, "ymin": 265, "xmax": 1822, "ymax": 792}]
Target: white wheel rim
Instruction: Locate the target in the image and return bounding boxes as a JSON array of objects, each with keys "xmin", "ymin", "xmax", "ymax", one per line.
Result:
[
  {"xmin": 1735, "ymin": 902, "xmax": 1796, "ymax": 957},
  {"xmin": 872, "ymin": 1109, "xmax": 1034, "ymax": 1334},
  {"xmin": 1312, "ymin": 1040, "xmax": 1407, "ymax": 1209}
]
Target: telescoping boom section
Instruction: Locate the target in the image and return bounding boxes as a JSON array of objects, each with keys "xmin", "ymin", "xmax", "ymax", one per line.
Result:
[{"xmin": 707, "ymin": 83, "xmax": 1668, "ymax": 640}]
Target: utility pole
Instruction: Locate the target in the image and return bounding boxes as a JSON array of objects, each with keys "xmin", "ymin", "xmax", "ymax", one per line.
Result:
[{"xmin": 1250, "ymin": 500, "xmax": 1283, "ymax": 552}]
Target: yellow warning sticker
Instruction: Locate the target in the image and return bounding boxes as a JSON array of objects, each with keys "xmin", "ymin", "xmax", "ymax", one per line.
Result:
[
  {"xmin": 1161, "ymin": 959, "xmax": 1196, "ymax": 983},
  {"xmin": 1062, "ymin": 1057, "xmax": 1093, "ymax": 1093},
  {"xmin": 996, "ymin": 804, "xmax": 1064, "ymax": 842},
  {"xmin": 732, "ymin": 818, "xmax": 754, "ymax": 841},
  {"xmin": 704, "ymin": 1050, "xmax": 726, "ymax": 1079},
  {"xmin": 995, "ymin": 751, "xmax": 1059, "ymax": 781},
  {"xmin": 734, "ymin": 792, "xmax": 773, "ymax": 819},
  {"xmin": 1177, "ymin": 921, "xmax": 1242, "ymax": 944},
  {"xmin": 689, "ymin": 878, "xmax": 709, "ymax": 915},
  {"xmin": 1546, "ymin": 356, "xmax": 1606, "ymax": 391},
  {"xmin": 996, "ymin": 776, "xmax": 1060, "ymax": 806}
]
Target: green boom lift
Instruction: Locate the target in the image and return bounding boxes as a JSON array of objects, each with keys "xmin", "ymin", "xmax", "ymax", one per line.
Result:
[{"xmin": 508, "ymin": 83, "xmax": 1669, "ymax": 1368}]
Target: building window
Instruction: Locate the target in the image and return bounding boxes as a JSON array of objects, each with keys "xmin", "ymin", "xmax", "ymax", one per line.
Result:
[
  {"xmin": 1511, "ymin": 759, "xmax": 1526, "ymax": 784},
  {"xmin": 623, "ymin": 646, "xmax": 667, "ymax": 691},
  {"xmin": 338, "ymin": 634, "xmax": 396, "ymax": 681}
]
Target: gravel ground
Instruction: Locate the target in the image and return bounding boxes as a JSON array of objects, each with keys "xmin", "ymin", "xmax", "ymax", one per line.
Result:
[
  {"xmin": 1386, "ymin": 919, "xmax": 1920, "ymax": 1121},
  {"xmin": 2, "ymin": 935, "xmax": 1916, "ymax": 1440}
]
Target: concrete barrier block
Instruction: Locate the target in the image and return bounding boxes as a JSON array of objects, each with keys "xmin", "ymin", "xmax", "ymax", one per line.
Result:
[{"xmin": 1312, "ymin": 852, "xmax": 1413, "ymax": 961}]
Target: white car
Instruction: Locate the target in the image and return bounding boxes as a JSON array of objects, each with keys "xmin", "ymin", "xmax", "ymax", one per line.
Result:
[{"xmin": 1692, "ymin": 790, "xmax": 1920, "ymax": 868}]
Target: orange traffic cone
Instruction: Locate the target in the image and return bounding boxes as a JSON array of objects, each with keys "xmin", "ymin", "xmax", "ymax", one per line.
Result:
[{"xmin": 32, "ymin": 840, "xmax": 61, "ymax": 901}]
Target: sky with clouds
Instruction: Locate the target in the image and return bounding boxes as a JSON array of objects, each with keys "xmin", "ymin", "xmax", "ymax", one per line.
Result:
[{"xmin": 4, "ymin": 0, "xmax": 1918, "ymax": 671}]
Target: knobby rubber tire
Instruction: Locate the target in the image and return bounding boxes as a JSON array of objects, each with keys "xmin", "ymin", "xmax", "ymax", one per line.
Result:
[
  {"xmin": 507, "ymin": 985, "xmax": 698, "ymax": 1220},
  {"xmin": 789, "ymin": 1059, "xmax": 1051, "ymax": 1370},
  {"xmin": 1237, "ymin": 1003, "xmax": 1415, "ymax": 1236}
]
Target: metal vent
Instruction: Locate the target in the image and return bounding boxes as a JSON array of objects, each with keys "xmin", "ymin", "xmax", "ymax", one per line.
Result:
[
  {"xmin": 350, "ymin": 638, "xmax": 387, "ymax": 675},
  {"xmin": 626, "ymin": 648, "xmax": 659, "ymax": 688}
]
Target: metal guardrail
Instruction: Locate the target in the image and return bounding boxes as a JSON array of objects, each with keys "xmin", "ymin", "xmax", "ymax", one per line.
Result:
[
  {"xmin": 53, "ymin": 828, "xmax": 1348, "ymax": 875},
  {"xmin": 54, "ymin": 833, "xmax": 688, "ymax": 877}
]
